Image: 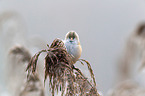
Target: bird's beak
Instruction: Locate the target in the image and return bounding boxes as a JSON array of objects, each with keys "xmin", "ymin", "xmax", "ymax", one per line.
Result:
[{"xmin": 70, "ymin": 37, "xmax": 73, "ymax": 41}]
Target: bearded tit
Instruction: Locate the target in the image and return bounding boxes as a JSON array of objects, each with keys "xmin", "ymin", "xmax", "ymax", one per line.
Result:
[{"xmin": 63, "ymin": 31, "xmax": 82, "ymax": 64}]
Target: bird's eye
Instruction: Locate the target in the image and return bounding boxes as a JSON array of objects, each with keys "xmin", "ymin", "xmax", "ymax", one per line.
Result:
[
  {"xmin": 72, "ymin": 35, "xmax": 75, "ymax": 39},
  {"xmin": 68, "ymin": 35, "xmax": 72, "ymax": 39}
]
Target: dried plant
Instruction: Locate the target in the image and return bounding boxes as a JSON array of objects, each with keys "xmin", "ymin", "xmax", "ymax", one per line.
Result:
[
  {"xmin": 9, "ymin": 45, "xmax": 31, "ymax": 63},
  {"xmin": 26, "ymin": 38, "xmax": 100, "ymax": 96},
  {"xmin": 8, "ymin": 45, "xmax": 44, "ymax": 96},
  {"xmin": 20, "ymin": 74, "xmax": 44, "ymax": 96},
  {"xmin": 107, "ymin": 80, "xmax": 145, "ymax": 96},
  {"xmin": 7, "ymin": 45, "xmax": 32, "ymax": 96},
  {"xmin": 118, "ymin": 22, "xmax": 145, "ymax": 80},
  {"xmin": 109, "ymin": 23, "xmax": 145, "ymax": 96}
]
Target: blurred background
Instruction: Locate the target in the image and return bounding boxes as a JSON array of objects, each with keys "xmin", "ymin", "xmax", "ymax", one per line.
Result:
[{"xmin": 1, "ymin": 0, "xmax": 145, "ymax": 96}]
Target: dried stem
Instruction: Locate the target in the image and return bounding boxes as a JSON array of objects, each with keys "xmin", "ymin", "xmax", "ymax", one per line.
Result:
[{"xmin": 26, "ymin": 38, "xmax": 100, "ymax": 96}]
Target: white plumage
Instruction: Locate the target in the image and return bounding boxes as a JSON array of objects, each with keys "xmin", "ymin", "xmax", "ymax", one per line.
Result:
[{"xmin": 63, "ymin": 31, "xmax": 82, "ymax": 64}]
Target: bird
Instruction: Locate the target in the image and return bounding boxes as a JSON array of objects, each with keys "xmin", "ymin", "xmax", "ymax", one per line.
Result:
[{"xmin": 63, "ymin": 31, "xmax": 82, "ymax": 64}]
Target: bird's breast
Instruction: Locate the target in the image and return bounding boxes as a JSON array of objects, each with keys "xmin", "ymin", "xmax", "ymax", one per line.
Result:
[{"xmin": 64, "ymin": 42, "xmax": 82, "ymax": 63}]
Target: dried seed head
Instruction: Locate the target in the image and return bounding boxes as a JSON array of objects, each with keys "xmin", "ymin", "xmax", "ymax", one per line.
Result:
[{"xmin": 26, "ymin": 38, "xmax": 100, "ymax": 96}]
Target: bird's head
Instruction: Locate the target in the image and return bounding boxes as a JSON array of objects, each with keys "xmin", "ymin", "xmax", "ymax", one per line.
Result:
[{"xmin": 65, "ymin": 31, "xmax": 80, "ymax": 44}]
